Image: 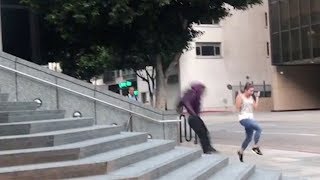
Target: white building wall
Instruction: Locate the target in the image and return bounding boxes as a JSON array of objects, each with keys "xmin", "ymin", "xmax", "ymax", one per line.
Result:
[
  {"xmin": 179, "ymin": 0, "xmax": 271, "ymax": 111},
  {"xmin": 136, "ymin": 67, "xmax": 155, "ymax": 105}
]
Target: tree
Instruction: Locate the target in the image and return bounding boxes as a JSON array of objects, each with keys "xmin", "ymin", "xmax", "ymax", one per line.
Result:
[
  {"xmin": 135, "ymin": 66, "xmax": 156, "ymax": 107},
  {"xmin": 22, "ymin": 0, "xmax": 262, "ymax": 109}
]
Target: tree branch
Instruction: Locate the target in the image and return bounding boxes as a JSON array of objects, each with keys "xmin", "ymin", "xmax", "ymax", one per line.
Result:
[
  {"xmin": 151, "ymin": 66, "xmax": 155, "ymax": 79},
  {"xmin": 135, "ymin": 70, "xmax": 148, "ymax": 82},
  {"xmin": 145, "ymin": 67, "xmax": 153, "ymax": 80},
  {"xmin": 145, "ymin": 66, "xmax": 156, "ymax": 94}
]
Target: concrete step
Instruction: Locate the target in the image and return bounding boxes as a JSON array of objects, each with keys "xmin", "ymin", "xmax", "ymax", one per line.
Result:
[
  {"xmin": 0, "ymin": 110, "xmax": 65, "ymax": 123},
  {"xmin": 281, "ymin": 176, "xmax": 308, "ymax": 180},
  {"xmin": 157, "ymin": 154, "xmax": 229, "ymax": 180},
  {"xmin": 208, "ymin": 163, "xmax": 256, "ymax": 180},
  {"xmin": 0, "ymin": 102, "xmax": 38, "ymax": 111},
  {"xmin": 0, "ymin": 139, "xmax": 176, "ymax": 180},
  {"xmin": 0, "ymin": 93, "xmax": 9, "ymax": 102},
  {"xmin": 0, "ymin": 117, "xmax": 94, "ymax": 136},
  {"xmin": 0, "ymin": 132, "xmax": 147, "ymax": 167},
  {"xmin": 78, "ymin": 147, "xmax": 203, "ymax": 180},
  {"xmin": 0, "ymin": 125, "xmax": 123, "ymax": 150},
  {"xmin": 248, "ymin": 169, "xmax": 282, "ymax": 180}
]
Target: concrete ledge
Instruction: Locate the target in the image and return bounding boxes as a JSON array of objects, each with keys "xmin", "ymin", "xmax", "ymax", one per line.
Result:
[
  {"xmin": 0, "ymin": 117, "xmax": 94, "ymax": 136},
  {"xmin": 0, "ymin": 52, "xmax": 179, "ymax": 141},
  {"xmin": 0, "ymin": 110, "xmax": 66, "ymax": 123},
  {"xmin": 0, "ymin": 132, "xmax": 147, "ymax": 167},
  {"xmin": 0, "ymin": 125, "xmax": 122, "ymax": 150},
  {"xmin": 0, "ymin": 102, "xmax": 38, "ymax": 111}
]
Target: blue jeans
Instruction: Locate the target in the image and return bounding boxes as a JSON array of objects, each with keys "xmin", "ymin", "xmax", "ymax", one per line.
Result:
[{"xmin": 239, "ymin": 119, "xmax": 262, "ymax": 150}]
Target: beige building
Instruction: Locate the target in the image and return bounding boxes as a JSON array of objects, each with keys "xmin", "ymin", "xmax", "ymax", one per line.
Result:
[
  {"xmin": 177, "ymin": 1, "xmax": 272, "ymax": 111},
  {"xmin": 136, "ymin": 1, "xmax": 273, "ymax": 111},
  {"xmin": 269, "ymin": 0, "xmax": 320, "ymax": 111}
]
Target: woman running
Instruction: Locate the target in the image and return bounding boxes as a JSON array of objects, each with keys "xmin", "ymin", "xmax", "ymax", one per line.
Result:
[{"xmin": 235, "ymin": 82, "xmax": 263, "ymax": 162}]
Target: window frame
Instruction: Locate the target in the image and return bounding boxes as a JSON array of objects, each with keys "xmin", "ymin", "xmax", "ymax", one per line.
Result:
[{"xmin": 195, "ymin": 42, "xmax": 222, "ymax": 58}]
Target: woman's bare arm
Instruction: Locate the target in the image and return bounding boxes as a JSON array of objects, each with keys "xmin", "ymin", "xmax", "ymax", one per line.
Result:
[{"xmin": 235, "ymin": 92, "xmax": 243, "ymax": 111}]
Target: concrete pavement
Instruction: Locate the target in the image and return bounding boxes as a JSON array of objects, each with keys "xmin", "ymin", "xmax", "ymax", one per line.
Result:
[
  {"xmin": 181, "ymin": 143, "xmax": 319, "ymax": 180},
  {"xmin": 179, "ymin": 111, "xmax": 320, "ymax": 179}
]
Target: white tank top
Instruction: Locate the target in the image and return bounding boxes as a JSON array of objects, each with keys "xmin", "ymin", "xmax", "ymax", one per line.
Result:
[{"xmin": 238, "ymin": 95, "xmax": 254, "ymax": 120}]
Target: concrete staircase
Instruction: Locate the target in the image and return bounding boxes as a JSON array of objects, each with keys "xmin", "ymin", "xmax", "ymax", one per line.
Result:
[{"xmin": 0, "ymin": 89, "xmax": 286, "ymax": 180}]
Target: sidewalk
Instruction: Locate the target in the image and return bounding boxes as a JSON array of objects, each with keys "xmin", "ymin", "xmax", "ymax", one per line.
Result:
[
  {"xmin": 201, "ymin": 110, "xmax": 320, "ymax": 123},
  {"xmin": 180, "ymin": 142, "xmax": 320, "ymax": 180}
]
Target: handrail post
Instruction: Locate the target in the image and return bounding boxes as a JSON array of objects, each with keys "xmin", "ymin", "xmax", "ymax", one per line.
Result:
[
  {"xmin": 129, "ymin": 115, "xmax": 133, "ymax": 132},
  {"xmin": 126, "ymin": 114, "xmax": 133, "ymax": 132},
  {"xmin": 179, "ymin": 114, "xmax": 185, "ymax": 143}
]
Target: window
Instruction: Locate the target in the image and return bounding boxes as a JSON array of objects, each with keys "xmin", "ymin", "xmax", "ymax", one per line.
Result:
[
  {"xmin": 271, "ymin": 33, "xmax": 281, "ymax": 63},
  {"xmin": 280, "ymin": 0, "xmax": 290, "ymax": 30},
  {"xmin": 265, "ymin": 12, "xmax": 268, "ymax": 27},
  {"xmin": 311, "ymin": 0, "xmax": 320, "ymax": 25},
  {"xmin": 301, "ymin": 27, "xmax": 311, "ymax": 59},
  {"xmin": 291, "ymin": 29, "xmax": 301, "ymax": 60},
  {"xmin": 270, "ymin": 1, "xmax": 280, "ymax": 33},
  {"xmin": 300, "ymin": 0, "xmax": 310, "ymax": 26},
  {"xmin": 289, "ymin": 0, "xmax": 299, "ymax": 28},
  {"xmin": 196, "ymin": 43, "xmax": 221, "ymax": 57},
  {"xmin": 281, "ymin": 31, "xmax": 290, "ymax": 62},
  {"xmin": 198, "ymin": 17, "xmax": 219, "ymax": 25},
  {"xmin": 312, "ymin": 24, "xmax": 320, "ymax": 58},
  {"xmin": 266, "ymin": 42, "xmax": 270, "ymax": 56}
]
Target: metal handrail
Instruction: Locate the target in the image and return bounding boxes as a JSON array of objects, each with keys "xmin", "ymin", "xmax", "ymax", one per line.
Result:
[
  {"xmin": 0, "ymin": 64, "xmax": 181, "ymax": 125},
  {"xmin": 179, "ymin": 114, "xmax": 198, "ymax": 144}
]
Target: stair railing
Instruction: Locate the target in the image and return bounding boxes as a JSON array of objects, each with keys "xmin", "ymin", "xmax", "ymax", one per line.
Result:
[
  {"xmin": 179, "ymin": 114, "xmax": 198, "ymax": 144},
  {"xmin": 0, "ymin": 64, "xmax": 181, "ymax": 132}
]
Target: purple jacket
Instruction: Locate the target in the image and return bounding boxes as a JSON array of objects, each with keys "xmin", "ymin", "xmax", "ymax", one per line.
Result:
[{"xmin": 180, "ymin": 83, "xmax": 205, "ymax": 116}]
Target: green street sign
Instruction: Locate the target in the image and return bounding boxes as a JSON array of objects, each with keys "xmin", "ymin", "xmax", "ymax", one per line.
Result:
[
  {"xmin": 126, "ymin": 81, "xmax": 132, "ymax": 87},
  {"xmin": 134, "ymin": 90, "xmax": 139, "ymax": 96},
  {"xmin": 118, "ymin": 81, "xmax": 133, "ymax": 89}
]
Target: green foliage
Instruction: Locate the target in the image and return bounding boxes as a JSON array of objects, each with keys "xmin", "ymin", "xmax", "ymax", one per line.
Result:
[
  {"xmin": 76, "ymin": 46, "xmax": 111, "ymax": 81},
  {"xmin": 21, "ymin": 0, "xmax": 262, "ymax": 81}
]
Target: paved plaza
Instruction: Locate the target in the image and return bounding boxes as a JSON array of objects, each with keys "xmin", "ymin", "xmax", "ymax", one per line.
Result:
[{"xmin": 181, "ymin": 111, "xmax": 320, "ymax": 179}]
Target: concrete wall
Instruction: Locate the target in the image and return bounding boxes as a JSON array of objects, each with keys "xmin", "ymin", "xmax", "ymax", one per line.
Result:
[
  {"xmin": 257, "ymin": 97, "xmax": 273, "ymax": 112},
  {"xmin": 0, "ymin": 52, "xmax": 179, "ymax": 141},
  {"xmin": 179, "ymin": 0, "xmax": 272, "ymax": 111},
  {"xmin": 272, "ymin": 65, "xmax": 320, "ymax": 111}
]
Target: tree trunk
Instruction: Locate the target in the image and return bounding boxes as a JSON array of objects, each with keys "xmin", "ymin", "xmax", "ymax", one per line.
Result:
[
  {"xmin": 146, "ymin": 79, "xmax": 154, "ymax": 107},
  {"xmin": 149, "ymin": 92, "xmax": 154, "ymax": 107},
  {"xmin": 155, "ymin": 54, "xmax": 167, "ymax": 110}
]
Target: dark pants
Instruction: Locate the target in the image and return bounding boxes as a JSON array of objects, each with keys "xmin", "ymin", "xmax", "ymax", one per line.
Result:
[{"xmin": 188, "ymin": 115, "xmax": 213, "ymax": 153}]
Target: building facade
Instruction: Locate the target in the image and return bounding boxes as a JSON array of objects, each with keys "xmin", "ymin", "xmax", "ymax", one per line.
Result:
[
  {"xmin": 178, "ymin": 0, "xmax": 272, "ymax": 111},
  {"xmin": 269, "ymin": 0, "xmax": 320, "ymax": 111},
  {"xmin": 0, "ymin": 0, "xmax": 43, "ymax": 63}
]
